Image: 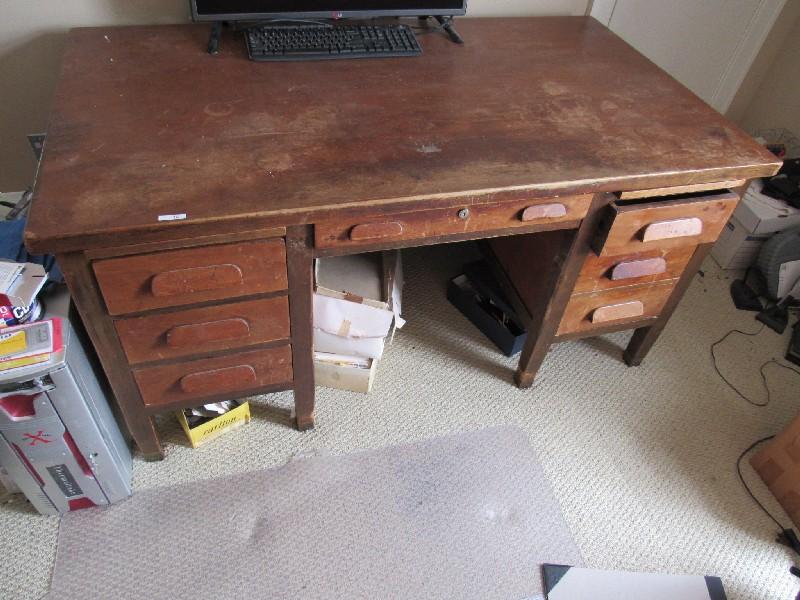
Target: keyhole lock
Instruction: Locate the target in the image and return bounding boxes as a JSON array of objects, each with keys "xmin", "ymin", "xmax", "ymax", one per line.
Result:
[{"xmin": 457, "ymin": 208, "xmax": 470, "ymax": 220}]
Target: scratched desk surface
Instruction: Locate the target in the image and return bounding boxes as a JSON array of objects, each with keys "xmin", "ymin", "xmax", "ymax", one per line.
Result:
[{"xmin": 26, "ymin": 17, "xmax": 779, "ymax": 252}]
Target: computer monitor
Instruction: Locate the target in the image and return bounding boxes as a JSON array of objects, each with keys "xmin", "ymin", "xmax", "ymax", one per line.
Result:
[{"xmin": 191, "ymin": 1, "xmax": 467, "ymax": 21}]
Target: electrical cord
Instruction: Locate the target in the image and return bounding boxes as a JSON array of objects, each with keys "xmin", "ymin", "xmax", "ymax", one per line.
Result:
[
  {"xmin": 711, "ymin": 324, "xmax": 800, "ymax": 407},
  {"xmin": 738, "ymin": 435, "xmax": 783, "ymax": 531}
]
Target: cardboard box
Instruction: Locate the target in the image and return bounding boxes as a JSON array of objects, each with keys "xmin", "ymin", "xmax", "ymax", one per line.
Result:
[
  {"xmin": 176, "ymin": 401, "xmax": 250, "ymax": 448},
  {"xmin": 711, "ymin": 216, "xmax": 772, "ymax": 270},
  {"xmin": 712, "ymin": 180, "xmax": 800, "ymax": 270},
  {"xmin": 314, "ymin": 352, "xmax": 377, "ymax": 393},
  {"xmin": 313, "ymin": 251, "xmax": 403, "ymax": 361},
  {"xmin": 751, "ymin": 414, "xmax": 800, "ymax": 529}
]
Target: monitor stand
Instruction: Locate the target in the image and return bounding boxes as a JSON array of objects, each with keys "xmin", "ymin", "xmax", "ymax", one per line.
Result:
[
  {"xmin": 208, "ymin": 21, "xmax": 223, "ymax": 55},
  {"xmin": 434, "ymin": 16, "xmax": 464, "ymax": 44},
  {"xmin": 419, "ymin": 16, "xmax": 464, "ymax": 44}
]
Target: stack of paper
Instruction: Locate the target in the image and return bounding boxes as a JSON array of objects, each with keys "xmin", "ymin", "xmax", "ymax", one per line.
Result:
[
  {"xmin": 0, "ymin": 261, "xmax": 48, "ymax": 327},
  {"xmin": 0, "ymin": 263, "xmax": 24, "ymax": 294}
]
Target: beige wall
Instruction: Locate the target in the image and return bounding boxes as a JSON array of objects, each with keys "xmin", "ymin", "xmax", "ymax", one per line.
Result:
[
  {"xmin": 734, "ymin": 5, "xmax": 800, "ymax": 144},
  {"xmin": 0, "ymin": 0, "xmax": 589, "ymax": 191},
  {"xmin": 727, "ymin": 0, "xmax": 800, "ymax": 126}
]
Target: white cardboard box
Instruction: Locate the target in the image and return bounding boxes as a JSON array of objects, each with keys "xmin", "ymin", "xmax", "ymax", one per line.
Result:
[
  {"xmin": 712, "ymin": 180, "xmax": 800, "ymax": 269},
  {"xmin": 313, "ymin": 252, "xmax": 403, "ymax": 361},
  {"xmin": 711, "ymin": 217, "xmax": 772, "ymax": 270},
  {"xmin": 313, "ymin": 352, "xmax": 377, "ymax": 394}
]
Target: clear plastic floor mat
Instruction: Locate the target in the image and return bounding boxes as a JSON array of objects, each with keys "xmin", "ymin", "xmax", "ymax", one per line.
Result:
[{"xmin": 48, "ymin": 426, "xmax": 583, "ymax": 600}]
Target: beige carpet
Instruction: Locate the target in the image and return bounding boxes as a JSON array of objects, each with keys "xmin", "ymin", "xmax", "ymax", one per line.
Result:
[{"xmin": 1, "ymin": 243, "xmax": 799, "ymax": 600}]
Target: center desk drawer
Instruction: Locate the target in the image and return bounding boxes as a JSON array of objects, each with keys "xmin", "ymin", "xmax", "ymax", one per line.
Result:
[
  {"xmin": 133, "ymin": 345, "xmax": 293, "ymax": 408},
  {"xmin": 315, "ymin": 194, "xmax": 593, "ymax": 250},
  {"xmin": 557, "ymin": 281, "xmax": 676, "ymax": 336},
  {"xmin": 93, "ymin": 239, "xmax": 288, "ymax": 315},
  {"xmin": 115, "ymin": 296, "xmax": 290, "ymax": 365},
  {"xmin": 592, "ymin": 191, "xmax": 738, "ymax": 257}
]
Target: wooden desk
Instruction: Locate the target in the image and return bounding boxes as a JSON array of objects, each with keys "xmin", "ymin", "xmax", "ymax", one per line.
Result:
[{"xmin": 25, "ymin": 17, "xmax": 780, "ymax": 459}]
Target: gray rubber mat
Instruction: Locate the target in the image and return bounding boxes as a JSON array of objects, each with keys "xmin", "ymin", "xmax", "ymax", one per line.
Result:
[{"xmin": 49, "ymin": 426, "xmax": 583, "ymax": 600}]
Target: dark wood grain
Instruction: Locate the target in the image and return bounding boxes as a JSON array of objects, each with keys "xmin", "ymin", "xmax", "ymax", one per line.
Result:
[
  {"xmin": 114, "ymin": 296, "xmax": 290, "ymax": 364},
  {"xmin": 316, "ymin": 193, "xmax": 593, "ymax": 251},
  {"xmin": 84, "ymin": 227, "xmax": 286, "ymax": 260},
  {"xmin": 557, "ymin": 280, "xmax": 676, "ymax": 336},
  {"xmin": 286, "ymin": 225, "xmax": 316, "ymax": 431},
  {"xmin": 623, "ymin": 242, "xmax": 714, "ymax": 366},
  {"xmin": 25, "ymin": 18, "xmax": 780, "ymax": 255},
  {"xmin": 574, "ymin": 245, "xmax": 694, "ymax": 294},
  {"xmin": 93, "ymin": 239, "xmax": 287, "ymax": 315},
  {"xmin": 180, "ymin": 364, "xmax": 257, "ymax": 394},
  {"xmin": 133, "ymin": 345, "xmax": 293, "ymax": 407},
  {"xmin": 57, "ymin": 252, "xmax": 164, "ymax": 460},
  {"xmin": 350, "ymin": 222, "xmax": 405, "ymax": 242},
  {"xmin": 487, "ymin": 193, "xmax": 611, "ymax": 388},
  {"xmin": 592, "ymin": 191, "xmax": 739, "ymax": 256}
]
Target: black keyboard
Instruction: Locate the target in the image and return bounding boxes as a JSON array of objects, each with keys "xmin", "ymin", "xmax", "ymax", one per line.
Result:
[{"xmin": 245, "ymin": 23, "xmax": 422, "ymax": 61}]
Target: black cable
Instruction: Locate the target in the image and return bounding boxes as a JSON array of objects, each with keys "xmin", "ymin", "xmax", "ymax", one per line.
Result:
[
  {"xmin": 711, "ymin": 324, "xmax": 800, "ymax": 407},
  {"xmin": 737, "ymin": 435, "xmax": 784, "ymax": 532}
]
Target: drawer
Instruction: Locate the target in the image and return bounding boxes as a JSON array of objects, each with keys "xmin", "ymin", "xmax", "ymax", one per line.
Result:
[
  {"xmin": 591, "ymin": 190, "xmax": 738, "ymax": 257},
  {"xmin": 133, "ymin": 345, "xmax": 293, "ymax": 408},
  {"xmin": 557, "ymin": 281, "xmax": 676, "ymax": 336},
  {"xmin": 315, "ymin": 194, "xmax": 593, "ymax": 250},
  {"xmin": 115, "ymin": 296, "xmax": 290, "ymax": 365},
  {"xmin": 573, "ymin": 246, "xmax": 694, "ymax": 294},
  {"xmin": 94, "ymin": 239, "xmax": 287, "ymax": 315}
]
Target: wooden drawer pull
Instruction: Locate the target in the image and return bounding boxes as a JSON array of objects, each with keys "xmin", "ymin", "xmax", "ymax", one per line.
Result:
[
  {"xmin": 166, "ymin": 318, "xmax": 251, "ymax": 348},
  {"xmin": 609, "ymin": 257, "xmax": 667, "ymax": 281},
  {"xmin": 520, "ymin": 203, "xmax": 567, "ymax": 221},
  {"xmin": 641, "ymin": 217, "xmax": 703, "ymax": 242},
  {"xmin": 349, "ymin": 222, "xmax": 404, "ymax": 241},
  {"xmin": 591, "ymin": 300, "xmax": 644, "ymax": 323},
  {"xmin": 179, "ymin": 364, "xmax": 257, "ymax": 394},
  {"xmin": 151, "ymin": 264, "xmax": 244, "ymax": 297}
]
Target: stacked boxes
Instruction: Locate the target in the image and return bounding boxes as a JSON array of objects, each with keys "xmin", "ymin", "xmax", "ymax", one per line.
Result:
[
  {"xmin": 712, "ymin": 180, "xmax": 800, "ymax": 270},
  {"xmin": 313, "ymin": 251, "xmax": 403, "ymax": 393},
  {"xmin": 0, "ymin": 290, "xmax": 132, "ymax": 514}
]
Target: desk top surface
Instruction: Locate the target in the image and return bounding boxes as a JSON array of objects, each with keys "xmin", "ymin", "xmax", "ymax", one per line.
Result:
[{"xmin": 27, "ymin": 17, "xmax": 780, "ymax": 252}]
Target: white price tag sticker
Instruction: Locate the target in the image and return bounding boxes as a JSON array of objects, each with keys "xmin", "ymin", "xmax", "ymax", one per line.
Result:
[{"xmin": 158, "ymin": 213, "xmax": 187, "ymax": 222}]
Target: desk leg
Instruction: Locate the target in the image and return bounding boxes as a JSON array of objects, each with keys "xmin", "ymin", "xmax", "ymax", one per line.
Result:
[
  {"xmin": 286, "ymin": 225, "xmax": 316, "ymax": 431},
  {"xmin": 57, "ymin": 252, "xmax": 164, "ymax": 460},
  {"xmin": 489, "ymin": 195, "xmax": 607, "ymax": 388},
  {"xmin": 624, "ymin": 242, "xmax": 711, "ymax": 367}
]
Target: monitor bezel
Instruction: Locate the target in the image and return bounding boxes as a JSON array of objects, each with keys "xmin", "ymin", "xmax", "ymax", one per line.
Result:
[{"xmin": 190, "ymin": 0, "xmax": 467, "ymax": 21}]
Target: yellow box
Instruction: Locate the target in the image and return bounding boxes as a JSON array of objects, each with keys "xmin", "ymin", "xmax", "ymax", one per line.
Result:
[
  {"xmin": 0, "ymin": 329, "xmax": 27, "ymax": 358},
  {"xmin": 175, "ymin": 402, "xmax": 251, "ymax": 448}
]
